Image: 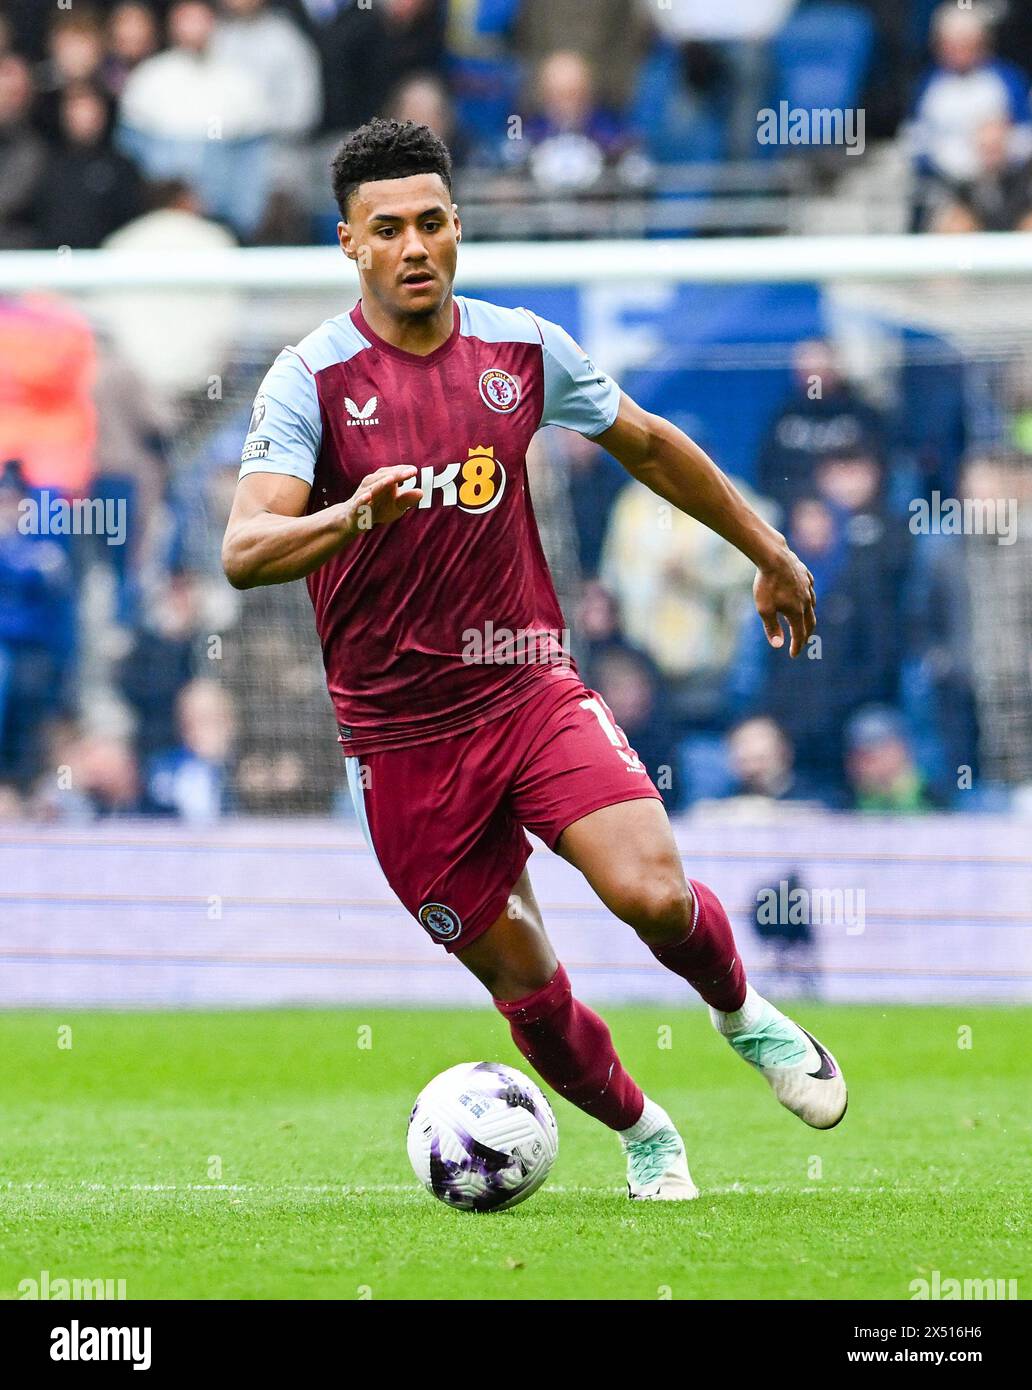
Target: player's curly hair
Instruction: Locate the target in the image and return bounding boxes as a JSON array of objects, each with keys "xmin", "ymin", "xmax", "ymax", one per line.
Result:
[{"xmin": 330, "ymin": 118, "xmax": 453, "ymax": 218}]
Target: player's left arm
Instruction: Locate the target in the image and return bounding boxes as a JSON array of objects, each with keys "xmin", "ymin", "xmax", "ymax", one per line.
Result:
[{"xmin": 593, "ymin": 392, "xmax": 816, "ymax": 658}]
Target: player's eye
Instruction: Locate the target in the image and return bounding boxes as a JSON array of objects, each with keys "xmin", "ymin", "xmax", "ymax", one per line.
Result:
[{"xmin": 423, "ymin": 221, "xmax": 441, "ymax": 232}]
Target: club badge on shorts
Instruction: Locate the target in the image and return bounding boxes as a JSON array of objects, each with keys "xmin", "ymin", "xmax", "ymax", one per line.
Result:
[{"xmin": 418, "ymin": 902, "xmax": 463, "ymax": 942}]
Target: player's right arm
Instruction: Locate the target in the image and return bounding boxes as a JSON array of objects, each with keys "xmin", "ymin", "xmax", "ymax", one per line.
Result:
[
  {"xmin": 220, "ymin": 345, "xmax": 421, "ymax": 589},
  {"xmin": 221, "ymin": 465, "xmax": 421, "ymax": 590}
]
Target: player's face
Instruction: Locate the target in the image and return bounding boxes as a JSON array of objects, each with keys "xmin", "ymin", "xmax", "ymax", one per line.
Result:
[{"xmin": 338, "ymin": 173, "xmax": 460, "ymax": 320}]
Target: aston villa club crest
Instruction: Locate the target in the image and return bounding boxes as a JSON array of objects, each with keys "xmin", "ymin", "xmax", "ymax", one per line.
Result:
[
  {"xmin": 478, "ymin": 368, "xmax": 521, "ymax": 413},
  {"xmin": 418, "ymin": 902, "xmax": 462, "ymax": 941}
]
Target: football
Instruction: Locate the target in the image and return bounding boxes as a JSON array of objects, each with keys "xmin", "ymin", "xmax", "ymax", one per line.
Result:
[{"xmin": 407, "ymin": 1061, "xmax": 559, "ymax": 1212}]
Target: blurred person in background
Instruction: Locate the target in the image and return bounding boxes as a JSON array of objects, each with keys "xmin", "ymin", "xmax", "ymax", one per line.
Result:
[
  {"xmin": 907, "ymin": 3, "xmax": 1032, "ymax": 232},
  {"xmin": 931, "ymin": 116, "xmax": 1032, "ymax": 233},
  {"xmin": 117, "ymin": 571, "xmax": 204, "ymax": 766},
  {"xmin": 33, "ymin": 81, "xmax": 144, "ymax": 249},
  {"xmin": 103, "ymin": 3, "xmax": 163, "ymax": 98},
  {"xmin": 35, "ymin": 7, "xmax": 108, "ymax": 139},
  {"xmin": 213, "ymin": 0, "xmax": 323, "ymax": 239},
  {"xmin": 600, "ymin": 472, "xmax": 772, "ymax": 731},
  {"xmin": 757, "ymin": 339, "xmax": 886, "ymax": 512},
  {"xmin": 41, "ymin": 730, "xmax": 142, "ymax": 820},
  {"xmin": 757, "ymin": 455, "xmax": 910, "ymax": 795},
  {"xmin": 845, "ymin": 705, "xmax": 935, "ymax": 814},
  {"xmin": 117, "ymin": 0, "xmax": 270, "ymax": 237},
  {"xmin": 560, "ymin": 431, "xmax": 629, "ymax": 581},
  {"xmin": 515, "ymin": 0, "xmax": 648, "ymax": 112},
  {"xmin": 520, "ymin": 50, "xmax": 637, "ymax": 193},
  {"xmin": 0, "ymin": 295, "xmax": 97, "ymax": 496},
  {"xmin": 642, "ymin": 0, "xmax": 797, "ymax": 160},
  {"xmin": 0, "ymin": 53, "xmax": 46, "ymax": 249},
  {"xmin": 144, "ymin": 676, "xmax": 237, "ymax": 821},
  {"xmin": 389, "ymin": 72, "xmax": 471, "ymax": 170},
  {"xmin": 91, "ymin": 338, "xmax": 174, "ymax": 626},
  {"xmin": 319, "ymin": 0, "xmax": 447, "ymax": 136},
  {"xmin": 726, "ymin": 715, "xmax": 832, "ymax": 807},
  {"xmin": 590, "ymin": 644, "xmax": 685, "ymax": 813},
  {"xmin": 0, "ymin": 463, "xmax": 77, "ymax": 791},
  {"xmin": 100, "ymin": 178, "xmax": 239, "ymax": 412}
]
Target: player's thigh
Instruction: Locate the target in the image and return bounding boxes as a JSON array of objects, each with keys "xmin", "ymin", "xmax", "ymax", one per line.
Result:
[
  {"xmin": 556, "ymin": 797, "xmax": 692, "ymax": 932},
  {"xmin": 452, "ymin": 868, "xmax": 558, "ymax": 1002}
]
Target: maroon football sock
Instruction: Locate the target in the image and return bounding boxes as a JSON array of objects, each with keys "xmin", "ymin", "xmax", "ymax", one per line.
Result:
[
  {"xmin": 493, "ymin": 963, "xmax": 644, "ymax": 1131},
  {"xmin": 647, "ymin": 879, "xmax": 747, "ymax": 1012}
]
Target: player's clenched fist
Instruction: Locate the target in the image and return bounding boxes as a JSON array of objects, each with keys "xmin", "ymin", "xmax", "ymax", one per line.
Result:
[{"xmin": 347, "ymin": 465, "xmax": 424, "ymax": 533}]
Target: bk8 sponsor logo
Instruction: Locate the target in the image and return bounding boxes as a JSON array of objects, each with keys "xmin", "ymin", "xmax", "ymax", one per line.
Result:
[{"xmin": 397, "ymin": 445, "xmax": 506, "ymax": 515}]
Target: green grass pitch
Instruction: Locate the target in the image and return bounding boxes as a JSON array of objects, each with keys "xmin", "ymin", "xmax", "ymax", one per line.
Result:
[{"xmin": 1, "ymin": 1004, "xmax": 1029, "ymax": 1300}]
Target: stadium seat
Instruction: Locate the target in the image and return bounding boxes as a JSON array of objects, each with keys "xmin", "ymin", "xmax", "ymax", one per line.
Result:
[
  {"xmin": 772, "ymin": 4, "xmax": 874, "ymax": 123},
  {"xmin": 446, "ymin": 53, "xmax": 524, "ymax": 154},
  {"xmin": 630, "ymin": 39, "xmax": 725, "ymax": 166}
]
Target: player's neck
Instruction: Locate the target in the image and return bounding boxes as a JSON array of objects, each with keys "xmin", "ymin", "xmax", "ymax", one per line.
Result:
[{"xmin": 358, "ymin": 293, "xmax": 455, "ymax": 357}]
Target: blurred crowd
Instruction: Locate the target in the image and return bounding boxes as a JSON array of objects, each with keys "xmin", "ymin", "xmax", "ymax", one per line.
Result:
[
  {"xmin": 1, "ymin": 0, "xmax": 1031, "ymax": 824},
  {"xmin": 2, "ymin": 1, "xmax": 1032, "ymax": 246}
]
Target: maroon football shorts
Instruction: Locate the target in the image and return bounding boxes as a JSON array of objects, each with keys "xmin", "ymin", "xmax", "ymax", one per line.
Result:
[{"xmin": 343, "ymin": 666, "xmax": 664, "ymax": 952}]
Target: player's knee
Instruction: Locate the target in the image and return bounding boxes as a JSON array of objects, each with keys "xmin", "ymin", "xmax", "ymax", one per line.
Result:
[{"xmin": 623, "ymin": 874, "xmax": 693, "ymax": 946}]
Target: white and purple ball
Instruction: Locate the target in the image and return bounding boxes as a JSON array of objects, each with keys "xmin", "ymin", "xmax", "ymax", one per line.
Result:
[{"xmin": 407, "ymin": 1062, "xmax": 559, "ymax": 1213}]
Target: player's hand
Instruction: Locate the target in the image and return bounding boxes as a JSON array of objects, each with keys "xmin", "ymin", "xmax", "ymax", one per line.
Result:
[
  {"xmin": 753, "ymin": 547, "xmax": 816, "ymax": 658},
  {"xmin": 346, "ymin": 465, "xmax": 423, "ymax": 534}
]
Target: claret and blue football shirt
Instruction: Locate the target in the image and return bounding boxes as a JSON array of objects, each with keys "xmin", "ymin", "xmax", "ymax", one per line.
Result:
[{"xmin": 239, "ymin": 296, "xmax": 621, "ymax": 755}]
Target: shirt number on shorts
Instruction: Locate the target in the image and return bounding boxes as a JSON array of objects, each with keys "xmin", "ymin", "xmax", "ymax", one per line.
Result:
[{"xmin": 579, "ymin": 697, "xmax": 646, "ymax": 773}]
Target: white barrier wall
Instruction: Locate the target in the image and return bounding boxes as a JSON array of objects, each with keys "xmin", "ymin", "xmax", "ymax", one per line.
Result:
[{"xmin": 1, "ymin": 814, "xmax": 1029, "ymax": 1007}]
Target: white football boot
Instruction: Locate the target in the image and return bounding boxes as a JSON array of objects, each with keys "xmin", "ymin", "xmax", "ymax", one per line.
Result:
[
  {"xmin": 711, "ymin": 985, "xmax": 847, "ymax": 1130},
  {"xmin": 620, "ymin": 1099, "xmax": 699, "ymax": 1200}
]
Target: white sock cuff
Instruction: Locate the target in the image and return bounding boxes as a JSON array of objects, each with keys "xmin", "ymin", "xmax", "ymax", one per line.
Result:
[
  {"xmin": 618, "ymin": 1095, "xmax": 672, "ymax": 1144},
  {"xmin": 711, "ymin": 983, "xmax": 766, "ymax": 1036}
]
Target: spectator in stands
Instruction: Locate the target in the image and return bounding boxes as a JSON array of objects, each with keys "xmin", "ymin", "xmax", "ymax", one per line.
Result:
[
  {"xmin": 932, "ymin": 116, "xmax": 1032, "ymax": 233},
  {"xmin": 35, "ymin": 8, "xmax": 108, "ymax": 137},
  {"xmin": 589, "ymin": 643, "xmax": 685, "ymax": 812},
  {"xmin": 521, "ymin": 50, "xmax": 637, "ymax": 192},
  {"xmin": 119, "ymin": 573, "xmax": 203, "ymax": 765},
  {"xmin": 515, "ymin": 0, "xmax": 648, "ymax": 111},
  {"xmin": 0, "ymin": 53, "xmax": 46, "ymax": 249},
  {"xmin": 319, "ymin": 0, "xmax": 445, "ymax": 136},
  {"xmin": 103, "ymin": 3, "xmax": 162, "ymax": 98},
  {"xmin": 33, "ymin": 82, "xmax": 144, "ymax": 249},
  {"xmin": 213, "ymin": 0, "xmax": 321, "ymax": 140},
  {"xmin": 560, "ymin": 431, "xmax": 629, "ymax": 580},
  {"xmin": 726, "ymin": 715, "xmax": 831, "ymax": 805},
  {"xmin": 757, "ymin": 339, "xmax": 886, "ymax": 512},
  {"xmin": 0, "ymin": 296, "xmax": 98, "ymax": 495},
  {"xmin": 57, "ymin": 732, "xmax": 142, "ymax": 820},
  {"xmin": 757, "ymin": 450, "xmax": 909, "ymax": 794},
  {"xmin": 600, "ymin": 472, "xmax": 771, "ymax": 730},
  {"xmin": 388, "ymin": 73, "xmax": 471, "ymax": 170},
  {"xmin": 100, "ymin": 179, "xmax": 238, "ymax": 409},
  {"xmin": 643, "ymin": 0, "xmax": 798, "ymax": 160},
  {"xmin": 0, "ymin": 463, "xmax": 76, "ymax": 790},
  {"xmin": 117, "ymin": 1, "xmax": 270, "ymax": 238},
  {"xmin": 845, "ymin": 705, "xmax": 935, "ymax": 813},
  {"xmin": 144, "ymin": 677, "xmax": 236, "ymax": 821},
  {"xmin": 907, "ymin": 4, "xmax": 1032, "ymax": 232}
]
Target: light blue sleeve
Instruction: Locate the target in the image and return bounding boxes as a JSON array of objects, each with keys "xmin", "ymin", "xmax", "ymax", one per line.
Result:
[
  {"xmin": 528, "ymin": 311, "xmax": 622, "ymax": 437},
  {"xmin": 238, "ymin": 347, "xmax": 322, "ymax": 485}
]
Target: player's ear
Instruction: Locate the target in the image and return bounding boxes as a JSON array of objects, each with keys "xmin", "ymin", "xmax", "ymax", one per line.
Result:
[{"xmin": 338, "ymin": 221, "xmax": 355, "ymax": 258}]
